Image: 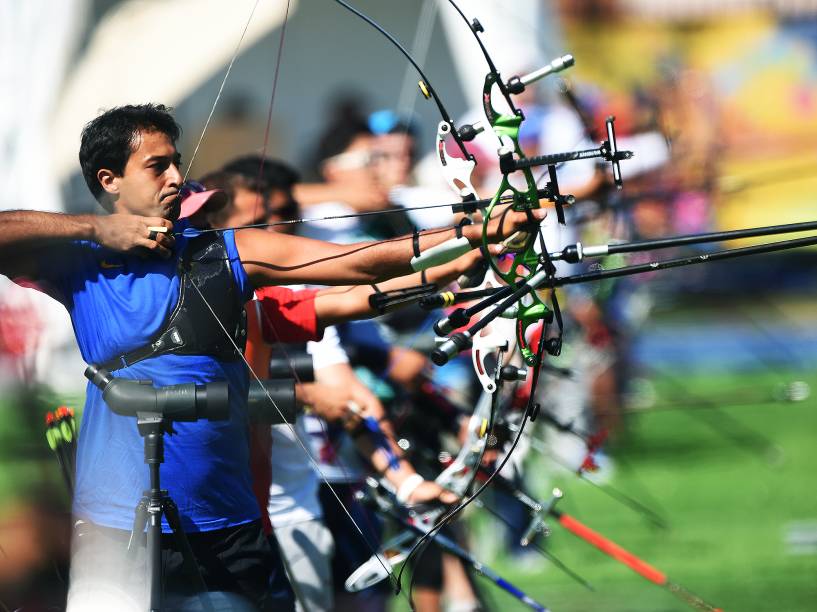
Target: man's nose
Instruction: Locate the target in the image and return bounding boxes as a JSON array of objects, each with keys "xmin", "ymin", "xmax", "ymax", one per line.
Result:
[{"xmin": 168, "ymin": 163, "xmax": 183, "ymax": 187}]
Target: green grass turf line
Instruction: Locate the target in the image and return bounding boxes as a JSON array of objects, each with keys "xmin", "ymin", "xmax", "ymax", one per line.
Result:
[{"xmin": 391, "ymin": 370, "xmax": 817, "ymax": 611}]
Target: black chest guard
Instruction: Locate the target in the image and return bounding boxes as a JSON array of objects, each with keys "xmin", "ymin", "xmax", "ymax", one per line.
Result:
[{"xmin": 100, "ymin": 233, "xmax": 247, "ymax": 371}]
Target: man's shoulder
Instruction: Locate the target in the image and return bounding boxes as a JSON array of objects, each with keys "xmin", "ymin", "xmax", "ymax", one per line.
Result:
[{"xmin": 32, "ymin": 239, "xmax": 101, "ymax": 279}]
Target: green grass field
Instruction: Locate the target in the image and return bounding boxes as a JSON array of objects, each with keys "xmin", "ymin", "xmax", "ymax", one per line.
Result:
[
  {"xmin": 392, "ymin": 370, "xmax": 817, "ymax": 612},
  {"xmin": 2, "ymin": 370, "xmax": 816, "ymax": 611}
]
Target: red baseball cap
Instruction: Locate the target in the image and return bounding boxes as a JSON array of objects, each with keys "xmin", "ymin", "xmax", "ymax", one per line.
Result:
[{"xmin": 178, "ymin": 181, "xmax": 227, "ymax": 220}]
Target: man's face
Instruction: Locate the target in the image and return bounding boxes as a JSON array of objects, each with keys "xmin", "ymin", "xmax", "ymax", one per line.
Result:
[
  {"xmin": 323, "ymin": 134, "xmax": 378, "ymax": 184},
  {"xmin": 111, "ymin": 129, "xmax": 183, "ymax": 219},
  {"xmin": 372, "ymin": 132, "xmax": 414, "ymax": 189}
]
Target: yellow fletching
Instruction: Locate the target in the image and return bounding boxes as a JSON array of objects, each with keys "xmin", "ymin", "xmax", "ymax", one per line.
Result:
[
  {"xmin": 60, "ymin": 421, "xmax": 73, "ymax": 443},
  {"xmin": 478, "ymin": 418, "xmax": 488, "ymax": 438}
]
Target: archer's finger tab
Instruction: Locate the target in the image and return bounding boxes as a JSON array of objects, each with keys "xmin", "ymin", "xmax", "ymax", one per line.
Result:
[{"xmin": 147, "ymin": 226, "xmax": 166, "ymax": 241}]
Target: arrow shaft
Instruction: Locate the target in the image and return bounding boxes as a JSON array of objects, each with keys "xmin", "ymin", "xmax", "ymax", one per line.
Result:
[{"xmin": 554, "ymin": 511, "xmax": 722, "ymax": 611}]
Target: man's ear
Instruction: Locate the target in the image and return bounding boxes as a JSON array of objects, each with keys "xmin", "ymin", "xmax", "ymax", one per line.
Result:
[{"xmin": 97, "ymin": 168, "xmax": 120, "ymax": 196}]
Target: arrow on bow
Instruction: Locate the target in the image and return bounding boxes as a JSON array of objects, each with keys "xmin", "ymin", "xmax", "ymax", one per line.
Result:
[{"xmin": 455, "ymin": 463, "xmax": 722, "ymax": 612}]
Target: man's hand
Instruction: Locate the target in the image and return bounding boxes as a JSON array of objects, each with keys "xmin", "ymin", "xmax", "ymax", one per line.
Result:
[
  {"xmin": 477, "ymin": 204, "xmax": 547, "ymax": 246},
  {"xmin": 296, "ymin": 178, "xmax": 389, "ymax": 213},
  {"xmin": 424, "ymin": 244, "xmax": 504, "ymax": 288},
  {"xmin": 91, "ymin": 215, "xmax": 175, "ymax": 258},
  {"xmin": 406, "ymin": 480, "xmax": 459, "ymax": 506},
  {"xmin": 301, "ymin": 382, "xmax": 362, "ymax": 429}
]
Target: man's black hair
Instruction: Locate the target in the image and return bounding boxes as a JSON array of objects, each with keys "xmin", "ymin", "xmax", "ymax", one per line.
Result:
[
  {"xmin": 309, "ymin": 96, "xmax": 372, "ymax": 177},
  {"xmin": 79, "ymin": 103, "xmax": 182, "ymax": 203},
  {"xmin": 221, "ymin": 155, "xmax": 300, "ymax": 193}
]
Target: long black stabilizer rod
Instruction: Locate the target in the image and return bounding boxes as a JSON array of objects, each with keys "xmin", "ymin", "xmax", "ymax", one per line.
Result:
[
  {"xmin": 552, "ymin": 232, "xmax": 817, "ymax": 288},
  {"xmin": 446, "ymin": 231, "xmax": 817, "ymax": 307},
  {"xmin": 552, "ymin": 218, "xmax": 817, "ymax": 263}
]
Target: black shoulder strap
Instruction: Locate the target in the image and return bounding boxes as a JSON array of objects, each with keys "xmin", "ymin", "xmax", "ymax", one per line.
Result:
[{"xmin": 99, "ymin": 233, "xmax": 246, "ymax": 371}]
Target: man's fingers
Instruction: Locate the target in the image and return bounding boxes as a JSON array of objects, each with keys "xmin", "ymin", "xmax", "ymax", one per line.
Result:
[
  {"xmin": 438, "ymin": 490, "xmax": 459, "ymax": 505},
  {"xmin": 145, "ymin": 223, "xmax": 174, "ymax": 259},
  {"xmin": 139, "ymin": 234, "xmax": 172, "ymax": 259},
  {"xmin": 344, "ymin": 400, "xmax": 363, "ymax": 428},
  {"xmin": 147, "ymin": 225, "xmax": 167, "ymax": 241},
  {"xmin": 154, "ymin": 231, "xmax": 175, "ymax": 251},
  {"xmin": 407, "ymin": 481, "xmax": 460, "ymax": 506}
]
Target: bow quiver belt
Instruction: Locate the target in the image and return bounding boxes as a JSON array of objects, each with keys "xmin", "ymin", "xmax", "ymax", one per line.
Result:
[{"xmin": 99, "ymin": 233, "xmax": 247, "ymax": 371}]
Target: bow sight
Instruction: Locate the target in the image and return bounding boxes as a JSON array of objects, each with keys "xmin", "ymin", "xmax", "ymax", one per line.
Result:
[{"xmin": 501, "ymin": 116, "xmax": 632, "ymax": 188}]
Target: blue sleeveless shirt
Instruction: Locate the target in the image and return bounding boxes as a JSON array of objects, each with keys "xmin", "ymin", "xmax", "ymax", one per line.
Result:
[{"xmin": 39, "ymin": 222, "xmax": 256, "ymax": 532}]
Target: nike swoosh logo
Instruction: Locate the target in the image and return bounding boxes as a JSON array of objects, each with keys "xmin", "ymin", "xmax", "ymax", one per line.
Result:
[{"xmin": 100, "ymin": 260, "xmax": 124, "ymax": 269}]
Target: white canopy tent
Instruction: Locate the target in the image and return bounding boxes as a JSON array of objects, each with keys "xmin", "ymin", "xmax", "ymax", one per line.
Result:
[{"xmin": 50, "ymin": 0, "xmax": 296, "ymax": 185}]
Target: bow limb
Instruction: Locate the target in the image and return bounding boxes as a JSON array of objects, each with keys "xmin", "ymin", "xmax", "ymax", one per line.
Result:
[
  {"xmin": 439, "ymin": 0, "xmax": 563, "ymax": 446},
  {"xmin": 329, "ymin": 0, "xmax": 515, "ymax": 518},
  {"xmin": 434, "ymin": 387, "xmax": 494, "ymax": 497},
  {"xmin": 332, "ymin": 0, "xmax": 472, "ymax": 161},
  {"xmin": 436, "ymin": 120, "xmax": 480, "ymax": 204},
  {"xmin": 397, "ymin": 300, "xmax": 526, "ymax": 580},
  {"xmin": 402, "ymin": 286, "xmax": 552, "ymax": 578},
  {"xmin": 353, "ymin": 478, "xmax": 553, "ymax": 611},
  {"xmin": 441, "ymin": 0, "xmax": 565, "ymax": 366},
  {"xmin": 385, "ymin": 1, "xmax": 562, "ymax": 573}
]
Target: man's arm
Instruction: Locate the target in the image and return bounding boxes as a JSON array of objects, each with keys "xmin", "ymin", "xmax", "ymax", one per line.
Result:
[
  {"xmin": 307, "ymin": 362, "xmax": 457, "ymax": 505},
  {"xmin": 236, "ymin": 206, "xmax": 545, "ymax": 288},
  {"xmin": 294, "ymin": 180, "xmax": 389, "ymax": 212},
  {"xmin": 0, "ymin": 210, "xmax": 175, "ymax": 279},
  {"xmin": 311, "ymin": 246, "xmax": 498, "ymax": 328}
]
